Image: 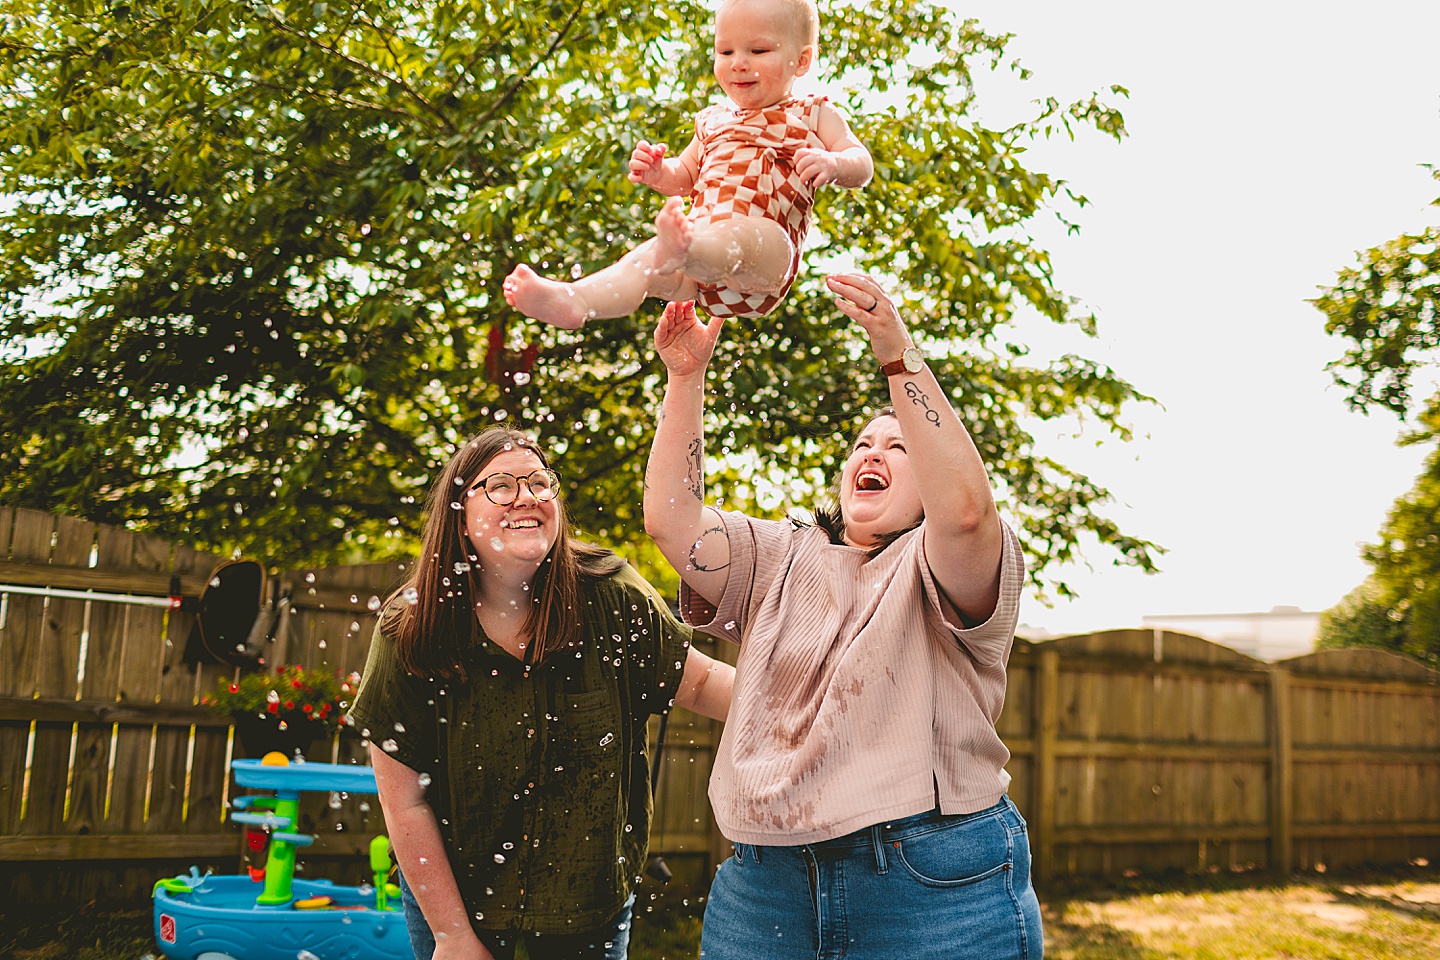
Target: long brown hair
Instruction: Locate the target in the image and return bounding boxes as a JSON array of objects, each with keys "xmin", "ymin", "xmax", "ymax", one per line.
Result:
[
  {"xmin": 384, "ymin": 428, "xmax": 624, "ymax": 680},
  {"xmin": 812, "ymin": 408, "xmax": 922, "ymax": 558}
]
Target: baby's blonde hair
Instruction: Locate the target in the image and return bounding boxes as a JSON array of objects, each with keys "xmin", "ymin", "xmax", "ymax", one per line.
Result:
[{"xmin": 720, "ymin": 0, "xmax": 820, "ymax": 49}]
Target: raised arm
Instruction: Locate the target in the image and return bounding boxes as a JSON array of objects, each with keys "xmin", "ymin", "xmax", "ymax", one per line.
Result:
[
  {"xmin": 826, "ymin": 273, "xmax": 1004, "ymax": 624},
  {"xmin": 643, "ymin": 300, "xmax": 731, "ymax": 607},
  {"xmin": 628, "ymin": 135, "xmax": 701, "ymax": 198},
  {"xmin": 370, "ymin": 745, "xmax": 493, "ymax": 960},
  {"xmin": 793, "ymin": 101, "xmax": 873, "ymax": 190}
]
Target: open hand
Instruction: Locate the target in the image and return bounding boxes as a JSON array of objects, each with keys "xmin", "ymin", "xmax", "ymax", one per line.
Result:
[
  {"xmin": 654, "ymin": 300, "xmax": 725, "ymax": 377},
  {"xmin": 628, "ymin": 140, "xmax": 668, "ymax": 185},
  {"xmin": 826, "ymin": 273, "xmax": 911, "ymax": 361}
]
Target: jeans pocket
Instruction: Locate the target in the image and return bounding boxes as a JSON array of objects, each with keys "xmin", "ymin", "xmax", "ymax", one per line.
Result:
[{"xmin": 893, "ymin": 812, "xmax": 1013, "ymax": 888}]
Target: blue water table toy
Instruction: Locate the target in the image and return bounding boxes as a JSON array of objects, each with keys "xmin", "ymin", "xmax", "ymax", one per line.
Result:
[{"xmin": 153, "ymin": 753, "xmax": 413, "ymax": 960}]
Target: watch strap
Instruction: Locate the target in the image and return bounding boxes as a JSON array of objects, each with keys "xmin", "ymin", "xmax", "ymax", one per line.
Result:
[{"xmin": 879, "ymin": 356, "xmax": 909, "ymax": 377}]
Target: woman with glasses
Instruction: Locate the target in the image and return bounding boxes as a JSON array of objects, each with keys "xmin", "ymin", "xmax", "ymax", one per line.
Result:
[
  {"xmin": 643, "ymin": 276, "xmax": 1040, "ymax": 960},
  {"xmin": 349, "ymin": 427, "xmax": 734, "ymax": 960}
]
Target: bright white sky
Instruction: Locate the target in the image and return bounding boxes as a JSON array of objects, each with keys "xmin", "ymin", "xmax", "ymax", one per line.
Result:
[{"xmin": 948, "ymin": 1, "xmax": 1440, "ymax": 634}]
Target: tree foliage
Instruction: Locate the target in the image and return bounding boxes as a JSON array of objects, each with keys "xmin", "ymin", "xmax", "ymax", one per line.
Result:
[
  {"xmin": 0, "ymin": 0, "xmax": 1155, "ymax": 599},
  {"xmin": 1316, "ymin": 578, "xmax": 1418, "ymax": 661},
  {"xmin": 1316, "ymin": 166, "xmax": 1440, "ymax": 659}
]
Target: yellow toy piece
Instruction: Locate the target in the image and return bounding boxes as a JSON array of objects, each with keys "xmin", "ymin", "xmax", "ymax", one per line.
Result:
[
  {"xmin": 260, "ymin": 751, "xmax": 291, "ymax": 766},
  {"xmin": 294, "ymin": 895, "xmax": 335, "ymax": 909}
]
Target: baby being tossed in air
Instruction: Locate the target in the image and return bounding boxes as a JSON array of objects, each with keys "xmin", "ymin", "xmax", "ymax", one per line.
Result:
[{"xmin": 503, "ymin": 0, "xmax": 873, "ymax": 327}]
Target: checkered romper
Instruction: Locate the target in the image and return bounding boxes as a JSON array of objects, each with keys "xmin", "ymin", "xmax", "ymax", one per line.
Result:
[{"xmin": 688, "ymin": 94, "xmax": 829, "ymax": 319}]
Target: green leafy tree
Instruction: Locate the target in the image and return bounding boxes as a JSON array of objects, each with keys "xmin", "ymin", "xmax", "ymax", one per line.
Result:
[
  {"xmin": 0, "ymin": 0, "xmax": 1156, "ymax": 600},
  {"xmin": 1316, "ymin": 578, "xmax": 1415, "ymax": 659},
  {"xmin": 1315, "ymin": 166, "xmax": 1440, "ymax": 658}
]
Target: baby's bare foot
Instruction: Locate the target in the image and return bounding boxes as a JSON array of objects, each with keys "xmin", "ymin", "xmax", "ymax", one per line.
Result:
[
  {"xmin": 502, "ymin": 264, "xmax": 589, "ymax": 329},
  {"xmin": 651, "ymin": 197, "xmax": 694, "ymax": 276}
]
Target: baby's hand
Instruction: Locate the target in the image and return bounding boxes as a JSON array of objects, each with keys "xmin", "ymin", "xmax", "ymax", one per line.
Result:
[
  {"xmin": 628, "ymin": 140, "xmax": 668, "ymax": 185},
  {"xmin": 794, "ymin": 148, "xmax": 840, "ymax": 188}
]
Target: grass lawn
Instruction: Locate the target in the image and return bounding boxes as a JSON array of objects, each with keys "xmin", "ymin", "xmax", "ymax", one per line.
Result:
[{"xmin": 3, "ymin": 868, "xmax": 1435, "ymax": 959}]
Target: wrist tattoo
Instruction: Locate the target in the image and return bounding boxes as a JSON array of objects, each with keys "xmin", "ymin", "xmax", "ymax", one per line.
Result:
[
  {"xmin": 904, "ymin": 382, "xmax": 942, "ymax": 427},
  {"xmin": 688, "ymin": 524, "xmax": 731, "ymax": 573}
]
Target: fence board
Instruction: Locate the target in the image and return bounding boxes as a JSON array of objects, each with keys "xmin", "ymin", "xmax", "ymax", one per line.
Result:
[
  {"xmin": 112, "ymin": 532, "xmax": 171, "ymax": 834},
  {"xmin": 0, "ymin": 508, "xmax": 56, "ymax": 696},
  {"xmin": 149, "ymin": 546, "xmax": 210, "ymax": 833},
  {"xmin": 0, "ymin": 509, "xmax": 27, "ymax": 833},
  {"xmin": 35, "ymin": 514, "xmax": 94, "ymax": 700},
  {"xmin": 23, "ymin": 517, "xmax": 94, "ymax": 837}
]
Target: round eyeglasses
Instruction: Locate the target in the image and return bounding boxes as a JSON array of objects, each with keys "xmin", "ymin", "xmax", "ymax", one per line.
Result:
[{"xmin": 471, "ymin": 468, "xmax": 560, "ymax": 505}]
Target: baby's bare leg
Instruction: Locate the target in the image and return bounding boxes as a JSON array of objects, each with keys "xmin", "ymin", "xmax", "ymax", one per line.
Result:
[
  {"xmin": 504, "ymin": 199, "xmax": 697, "ymax": 327},
  {"xmin": 684, "ymin": 218, "xmax": 794, "ymax": 295}
]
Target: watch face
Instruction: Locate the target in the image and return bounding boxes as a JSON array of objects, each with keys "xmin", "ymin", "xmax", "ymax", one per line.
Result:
[{"xmin": 903, "ymin": 347, "xmax": 924, "ymax": 373}]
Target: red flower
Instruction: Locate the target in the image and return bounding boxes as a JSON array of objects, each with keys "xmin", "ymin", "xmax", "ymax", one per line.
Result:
[
  {"xmin": 303, "ymin": 704, "xmax": 314, "ymax": 714},
  {"xmin": 266, "ymin": 702, "xmax": 279, "ymax": 715},
  {"xmin": 284, "ymin": 700, "xmax": 295, "ymax": 710}
]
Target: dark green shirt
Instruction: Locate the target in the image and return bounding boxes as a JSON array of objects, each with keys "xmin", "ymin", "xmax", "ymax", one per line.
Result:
[{"xmin": 347, "ymin": 563, "xmax": 691, "ymax": 934}]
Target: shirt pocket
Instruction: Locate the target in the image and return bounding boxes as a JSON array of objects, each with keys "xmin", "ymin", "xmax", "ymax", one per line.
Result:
[{"xmin": 559, "ymin": 690, "xmax": 622, "ymax": 763}]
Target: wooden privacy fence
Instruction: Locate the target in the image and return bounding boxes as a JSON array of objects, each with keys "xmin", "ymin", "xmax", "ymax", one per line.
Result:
[
  {"xmin": 2, "ymin": 507, "xmax": 1439, "ymax": 904},
  {"xmin": 999, "ymin": 630, "xmax": 1440, "ymax": 880}
]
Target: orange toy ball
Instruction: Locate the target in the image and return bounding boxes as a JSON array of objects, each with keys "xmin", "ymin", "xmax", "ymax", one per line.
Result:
[{"xmin": 260, "ymin": 752, "xmax": 291, "ymax": 766}]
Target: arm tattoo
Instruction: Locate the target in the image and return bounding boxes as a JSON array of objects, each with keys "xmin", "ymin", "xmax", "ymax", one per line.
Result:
[
  {"xmin": 904, "ymin": 381, "xmax": 943, "ymax": 427},
  {"xmin": 686, "ymin": 436, "xmax": 704, "ymax": 503},
  {"xmin": 688, "ymin": 524, "xmax": 731, "ymax": 572}
]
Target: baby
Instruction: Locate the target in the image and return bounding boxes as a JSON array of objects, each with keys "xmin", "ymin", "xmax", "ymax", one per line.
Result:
[{"xmin": 503, "ymin": 0, "xmax": 873, "ymax": 328}]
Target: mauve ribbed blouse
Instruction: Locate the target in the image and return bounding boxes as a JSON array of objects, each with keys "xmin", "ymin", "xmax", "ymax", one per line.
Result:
[{"xmin": 681, "ymin": 511, "xmax": 1024, "ymax": 845}]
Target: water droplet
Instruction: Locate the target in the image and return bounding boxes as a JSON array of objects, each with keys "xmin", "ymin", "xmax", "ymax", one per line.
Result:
[
  {"xmin": 493, "ymin": 854, "xmax": 506, "ymax": 864},
  {"xmin": 489, "ymin": 537, "xmax": 504, "ymax": 552},
  {"xmin": 403, "ymin": 586, "xmax": 419, "ymax": 605},
  {"xmin": 599, "ymin": 732, "xmax": 614, "ymax": 747},
  {"xmin": 393, "ymin": 722, "xmax": 406, "ymax": 733},
  {"xmin": 266, "ymin": 690, "xmax": 280, "ymax": 703},
  {"xmin": 454, "ymin": 561, "xmax": 471, "ymax": 575},
  {"xmin": 381, "ymin": 738, "xmax": 399, "ymax": 752},
  {"xmin": 417, "ymin": 773, "xmax": 432, "ymax": 788},
  {"xmin": 367, "ymin": 595, "xmax": 382, "ymax": 611},
  {"xmin": 328, "ymin": 792, "xmax": 343, "ymax": 809}
]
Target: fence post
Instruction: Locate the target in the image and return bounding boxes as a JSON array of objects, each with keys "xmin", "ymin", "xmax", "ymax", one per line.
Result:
[
  {"xmin": 1033, "ymin": 646, "xmax": 1059, "ymax": 883},
  {"xmin": 1267, "ymin": 665, "xmax": 1293, "ymax": 874}
]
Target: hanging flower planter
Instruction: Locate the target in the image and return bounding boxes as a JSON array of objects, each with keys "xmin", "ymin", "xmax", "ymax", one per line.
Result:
[{"xmin": 202, "ymin": 665, "xmax": 358, "ymax": 758}]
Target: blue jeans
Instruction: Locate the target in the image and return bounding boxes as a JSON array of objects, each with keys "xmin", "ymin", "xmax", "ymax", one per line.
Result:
[
  {"xmin": 700, "ymin": 797, "xmax": 1043, "ymax": 960},
  {"xmin": 397, "ymin": 872, "xmax": 634, "ymax": 960}
]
